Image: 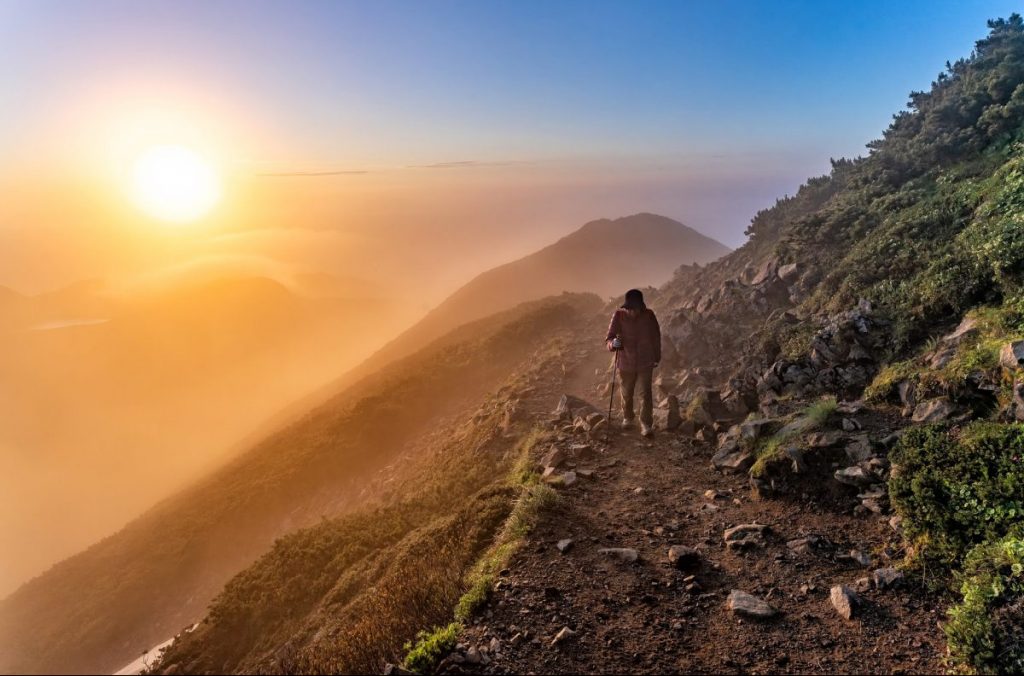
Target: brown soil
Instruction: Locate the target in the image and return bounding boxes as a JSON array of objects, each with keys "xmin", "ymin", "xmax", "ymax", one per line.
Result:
[{"xmin": 458, "ymin": 333, "xmax": 946, "ymax": 675}]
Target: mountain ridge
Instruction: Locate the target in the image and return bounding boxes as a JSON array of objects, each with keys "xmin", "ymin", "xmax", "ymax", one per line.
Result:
[{"xmin": 348, "ymin": 213, "xmax": 727, "ymax": 382}]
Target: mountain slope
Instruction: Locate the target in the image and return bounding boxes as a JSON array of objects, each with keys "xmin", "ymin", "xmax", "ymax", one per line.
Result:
[
  {"xmin": 0, "ymin": 292, "xmax": 601, "ymax": 675},
  {"xmin": 0, "ymin": 274, "xmax": 405, "ymax": 600},
  {"xmin": 363, "ymin": 213, "xmax": 727, "ymax": 370}
]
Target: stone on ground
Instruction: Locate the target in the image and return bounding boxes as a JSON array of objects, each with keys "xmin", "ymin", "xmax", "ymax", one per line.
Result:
[
  {"xmin": 1000, "ymin": 340, "xmax": 1024, "ymax": 370},
  {"xmin": 540, "ymin": 446, "xmax": 567, "ymax": 470},
  {"xmin": 551, "ymin": 626, "xmax": 575, "ymax": 647},
  {"xmin": 830, "ymin": 584, "xmax": 859, "ymax": 620},
  {"xmin": 834, "ymin": 466, "xmax": 876, "ymax": 487},
  {"xmin": 723, "ymin": 523, "xmax": 768, "ymax": 549},
  {"xmin": 727, "ymin": 590, "xmax": 778, "ymax": 619},
  {"xmin": 911, "ymin": 398, "xmax": 956, "ymax": 423},
  {"xmin": 667, "ymin": 545, "xmax": 700, "ymax": 569},
  {"xmin": 598, "ymin": 547, "xmax": 639, "ymax": 563},
  {"xmin": 872, "ymin": 567, "xmax": 904, "ymax": 590}
]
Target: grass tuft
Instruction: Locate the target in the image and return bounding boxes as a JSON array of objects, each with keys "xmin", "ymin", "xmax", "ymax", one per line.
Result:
[
  {"xmin": 750, "ymin": 396, "xmax": 836, "ymax": 477},
  {"xmin": 455, "ymin": 482, "xmax": 560, "ymax": 621},
  {"xmin": 403, "ymin": 622, "xmax": 462, "ymax": 674}
]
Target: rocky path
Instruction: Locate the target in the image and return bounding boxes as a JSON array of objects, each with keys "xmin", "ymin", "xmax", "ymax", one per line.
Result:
[{"xmin": 454, "ymin": 340, "xmax": 947, "ymax": 674}]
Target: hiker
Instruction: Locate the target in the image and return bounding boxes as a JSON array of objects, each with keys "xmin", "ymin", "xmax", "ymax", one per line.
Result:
[{"xmin": 606, "ymin": 288, "xmax": 661, "ymax": 437}]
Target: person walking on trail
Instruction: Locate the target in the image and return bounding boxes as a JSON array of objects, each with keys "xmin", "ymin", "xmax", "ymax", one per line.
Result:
[{"xmin": 606, "ymin": 288, "xmax": 661, "ymax": 437}]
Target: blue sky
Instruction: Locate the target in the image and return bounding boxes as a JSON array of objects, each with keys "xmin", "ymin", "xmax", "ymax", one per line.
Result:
[
  {"xmin": 3, "ymin": 0, "xmax": 1020, "ymax": 163},
  {"xmin": 0, "ymin": 0, "xmax": 1021, "ymax": 251}
]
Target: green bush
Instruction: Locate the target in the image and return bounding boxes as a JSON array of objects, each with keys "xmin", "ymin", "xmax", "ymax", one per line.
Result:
[
  {"xmin": 889, "ymin": 423, "xmax": 1024, "ymax": 567},
  {"xmin": 946, "ymin": 535, "xmax": 1024, "ymax": 674},
  {"xmin": 403, "ymin": 622, "xmax": 462, "ymax": 674}
]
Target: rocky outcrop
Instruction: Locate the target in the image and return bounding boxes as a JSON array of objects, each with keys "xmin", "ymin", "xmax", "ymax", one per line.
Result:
[{"xmin": 756, "ymin": 301, "xmax": 887, "ymax": 402}]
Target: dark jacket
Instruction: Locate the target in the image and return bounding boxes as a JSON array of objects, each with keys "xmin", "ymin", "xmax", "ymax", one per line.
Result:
[{"xmin": 606, "ymin": 307, "xmax": 661, "ymax": 372}]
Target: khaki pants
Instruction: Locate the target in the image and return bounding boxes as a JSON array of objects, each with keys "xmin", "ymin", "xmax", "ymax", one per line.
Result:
[{"xmin": 619, "ymin": 367, "xmax": 654, "ymax": 427}]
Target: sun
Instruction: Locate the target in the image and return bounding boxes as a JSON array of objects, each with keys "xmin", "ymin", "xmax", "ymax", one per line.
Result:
[{"xmin": 130, "ymin": 145, "xmax": 221, "ymax": 223}]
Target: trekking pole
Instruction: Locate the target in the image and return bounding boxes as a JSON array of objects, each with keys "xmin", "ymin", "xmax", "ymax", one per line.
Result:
[{"xmin": 606, "ymin": 352, "xmax": 618, "ymax": 441}]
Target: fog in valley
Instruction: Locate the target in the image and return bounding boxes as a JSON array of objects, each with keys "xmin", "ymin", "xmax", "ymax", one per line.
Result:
[{"xmin": 0, "ymin": 157, "xmax": 799, "ymax": 597}]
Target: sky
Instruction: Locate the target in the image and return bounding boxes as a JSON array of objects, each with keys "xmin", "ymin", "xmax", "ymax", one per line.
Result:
[{"xmin": 0, "ymin": 0, "xmax": 1020, "ymax": 297}]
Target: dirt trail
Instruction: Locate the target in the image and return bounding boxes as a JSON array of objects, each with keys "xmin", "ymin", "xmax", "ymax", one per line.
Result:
[{"xmin": 458, "ymin": 334, "xmax": 945, "ymax": 674}]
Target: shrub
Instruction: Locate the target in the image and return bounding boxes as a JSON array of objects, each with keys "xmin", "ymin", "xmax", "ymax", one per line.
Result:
[
  {"xmin": 889, "ymin": 423, "xmax": 1024, "ymax": 568},
  {"xmin": 946, "ymin": 535, "xmax": 1024, "ymax": 674},
  {"xmin": 403, "ymin": 622, "xmax": 462, "ymax": 674}
]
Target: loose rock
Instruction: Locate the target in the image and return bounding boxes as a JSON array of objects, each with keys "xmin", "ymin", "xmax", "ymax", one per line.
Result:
[
  {"xmin": 723, "ymin": 523, "xmax": 769, "ymax": 549},
  {"xmin": 727, "ymin": 590, "xmax": 778, "ymax": 619},
  {"xmin": 830, "ymin": 584, "xmax": 859, "ymax": 620},
  {"xmin": 667, "ymin": 545, "xmax": 701, "ymax": 569},
  {"xmin": 551, "ymin": 626, "xmax": 575, "ymax": 647},
  {"xmin": 834, "ymin": 466, "xmax": 876, "ymax": 487},
  {"xmin": 911, "ymin": 398, "xmax": 956, "ymax": 423},
  {"xmin": 598, "ymin": 547, "xmax": 639, "ymax": 563},
  {"xmin": 872, "ymin": 567, "xmax": 905, "ymax": 590},
  {"xmin": 1001, "ymin": 341, "xmax": 1024, "ymax": 371}
]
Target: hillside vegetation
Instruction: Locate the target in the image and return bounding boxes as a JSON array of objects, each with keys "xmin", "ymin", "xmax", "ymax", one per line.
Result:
[{"xmin": 0, "ymin": 293, "xmax": 600, "ymax": 675}]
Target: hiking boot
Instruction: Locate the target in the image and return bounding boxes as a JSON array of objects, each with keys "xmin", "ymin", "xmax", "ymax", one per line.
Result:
[
  {"xmin": 621, "ymin": 417, "xmax": 636, "ymax": 429},
  {"xmin": 640, "ymin": 422, "xmax": 654, "ymax": 438}
]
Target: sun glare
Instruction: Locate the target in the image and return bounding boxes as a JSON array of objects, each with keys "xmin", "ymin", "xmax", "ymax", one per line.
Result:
[{"xmin": 131, "ymin": 145, "xmax": 221, "ymax": 223}]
